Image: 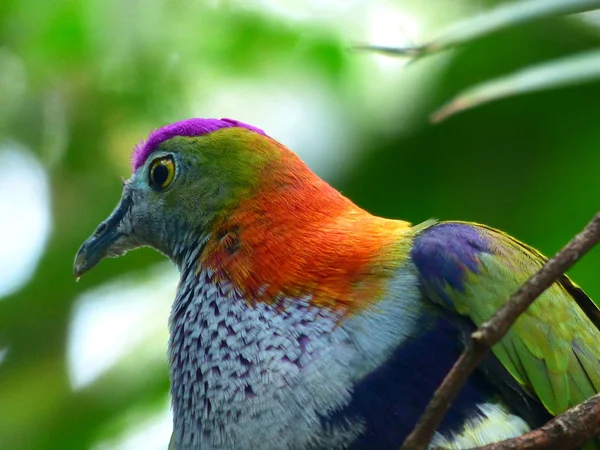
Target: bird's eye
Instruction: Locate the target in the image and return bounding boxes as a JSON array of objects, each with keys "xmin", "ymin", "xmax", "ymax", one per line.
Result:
[{"xmin": 149, "ymin": 156, "xmax": 176, "ymax": 191}]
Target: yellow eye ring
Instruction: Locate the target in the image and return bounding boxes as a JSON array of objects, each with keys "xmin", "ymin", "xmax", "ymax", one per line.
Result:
[{"xmin": 149, "ymin": 156, "xmax": 175, "ymax": 191}]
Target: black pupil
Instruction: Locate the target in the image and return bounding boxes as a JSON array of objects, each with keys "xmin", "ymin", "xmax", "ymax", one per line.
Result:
[{"xmin": 152, "ymin": 163, "xmax": 169, "ymax": 187}]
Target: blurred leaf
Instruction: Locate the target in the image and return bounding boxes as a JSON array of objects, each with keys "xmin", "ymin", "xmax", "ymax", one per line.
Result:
[
  {"xmin": 426, "ymin": 0, "xmax": 600, "ymax": 51},
  {"xmin": 432, "ymin": 48, "xmax": 600, "ymax": 121},
  {"xmin": 357, "ymin": 0, "xmax": 600, "ymax": 57}
]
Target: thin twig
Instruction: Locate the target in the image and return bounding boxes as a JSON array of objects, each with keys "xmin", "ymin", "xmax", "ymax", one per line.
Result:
[
  {"xmin": 352, "ymin": 44, "xmax": 425, "ymax": 57},
  {"xmin": 401, "ymin": 212, "xmax": 600, "ymax": 450},
  {"xmin": 479, "ymin": 393, "xmax": 600, "ymax": 450},
  {"xmin": 351, "ymin": 44, "xmax": 430, "ymax": 67},
  {"xmin": 351, "ymin": 43, "xmax": 432, "ymax": 67}
]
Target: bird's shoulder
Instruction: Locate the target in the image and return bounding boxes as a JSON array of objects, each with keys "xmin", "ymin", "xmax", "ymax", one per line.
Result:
[{"xmin": 408, "ymin": 219, "xmax": 600, "ymax": 418}]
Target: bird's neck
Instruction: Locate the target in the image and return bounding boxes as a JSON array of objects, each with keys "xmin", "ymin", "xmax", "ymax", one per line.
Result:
[
  {"xmin": 199, "ymin": 171, "xmax": 413, "ymax": 316},
  {"xmin": 167, "ymin": 171, "xmax": 416, "ymax": 448}
]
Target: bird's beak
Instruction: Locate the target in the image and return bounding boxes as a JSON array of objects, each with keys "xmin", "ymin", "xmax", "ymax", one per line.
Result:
[{"xmin": 73, "ymin": 191, "xmax": 133, "ymax": 279}]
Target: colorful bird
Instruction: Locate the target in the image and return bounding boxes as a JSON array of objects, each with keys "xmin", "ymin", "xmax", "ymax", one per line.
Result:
[{"xmin": 74, "ymin": 118, "xmax": 600, "ymax": 450}]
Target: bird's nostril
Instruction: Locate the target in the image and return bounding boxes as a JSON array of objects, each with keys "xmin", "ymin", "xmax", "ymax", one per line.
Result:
[{"xmin": 94, "ymin": 222, "xmax": 107, "ymax": 237}]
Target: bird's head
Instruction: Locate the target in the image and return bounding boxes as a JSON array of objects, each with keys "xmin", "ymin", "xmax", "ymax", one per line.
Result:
[
  {"xmin": 74, "ymin": 118, "xmax": 284, "ymax": 277},
  {"xmin": 74, "ymin": 117, "xmax": 410, "ymax": 312}
]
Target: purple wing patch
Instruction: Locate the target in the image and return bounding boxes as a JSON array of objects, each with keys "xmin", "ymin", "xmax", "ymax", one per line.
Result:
[
  {"xmin": 411, "ymin": 222, "xmax": 491, "ymax": 308},
  {"xmin": 131, "ymin": 118, "xmax": 267, "ymax": 171}
]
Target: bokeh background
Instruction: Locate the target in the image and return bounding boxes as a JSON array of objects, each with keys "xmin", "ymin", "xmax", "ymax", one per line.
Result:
[{"xmin": 1, "ymin": 0, "xmax": 600, "ymax": 449}]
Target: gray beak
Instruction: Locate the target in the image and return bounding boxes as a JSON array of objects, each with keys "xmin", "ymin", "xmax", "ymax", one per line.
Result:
[{"xmin": 73, "ymin": 192, "xmax": 133, "ymax": 278}]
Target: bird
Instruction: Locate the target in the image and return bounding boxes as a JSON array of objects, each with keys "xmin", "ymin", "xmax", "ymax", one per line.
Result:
[{"xmin": 74, "ymin": 118, "xmax": 600, "ymax": 450}]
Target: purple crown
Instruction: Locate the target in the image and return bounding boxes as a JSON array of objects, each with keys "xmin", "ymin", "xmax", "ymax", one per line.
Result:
[{"xmin": 131, "ymin": 118, "xmax": 266, "ymax": 170}]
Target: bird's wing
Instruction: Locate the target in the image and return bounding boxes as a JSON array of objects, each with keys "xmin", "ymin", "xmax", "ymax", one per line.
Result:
[{"xmin": 411, "ymin": 220, "xmax": 600, "ymax": 416}]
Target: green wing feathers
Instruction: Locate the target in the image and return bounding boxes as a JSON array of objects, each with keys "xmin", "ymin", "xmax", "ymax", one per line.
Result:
[{"xmin": 412, "ymin": 221, "xmax": 600, "ymax": 417}]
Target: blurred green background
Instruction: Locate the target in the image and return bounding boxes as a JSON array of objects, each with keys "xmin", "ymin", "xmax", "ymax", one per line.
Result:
[{"xmin": 1, "ymin": 0, "xmax": 600, "ymax": 449}]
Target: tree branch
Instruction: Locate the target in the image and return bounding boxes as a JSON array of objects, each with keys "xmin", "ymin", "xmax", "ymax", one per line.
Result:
[
  {"xmin": 400, "ymin": 212, "xmax": 600, "ymax": 450},
  {"xmin": 479, "ymin": 393, "xmax": 600, "ymax": 450}
]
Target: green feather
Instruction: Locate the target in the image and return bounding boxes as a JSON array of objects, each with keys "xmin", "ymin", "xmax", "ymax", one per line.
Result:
[{"xmin": 415, "ymin": 221, "xmax": 600, "ymax": 448}]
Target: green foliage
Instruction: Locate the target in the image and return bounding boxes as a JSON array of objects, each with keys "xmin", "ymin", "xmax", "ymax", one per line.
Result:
[{"xmin": 1, "ymin": 1, "xmax": 599, "ymax": 449}]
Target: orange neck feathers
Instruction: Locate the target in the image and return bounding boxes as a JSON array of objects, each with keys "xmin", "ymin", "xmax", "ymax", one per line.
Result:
[{"xmin": 200, "ymin": 147, "xmax": 412, "ymax": 315}]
